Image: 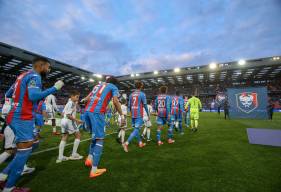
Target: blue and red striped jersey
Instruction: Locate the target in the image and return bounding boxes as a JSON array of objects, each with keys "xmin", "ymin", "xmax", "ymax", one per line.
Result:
[
  {"xmin": 170, "ymin": 96, "xmax": 184, "ymax": 115},
  {"xmin": 6, "ymin": 70, "xmax": 56, "ymax": 124},
  {"xmin": 155, "ymin": 94, "xmax": 171, "ymax": 118},
  {"xmin": 128, "ymin": 90, "xmax": 147, "ymax": 118},
  {"xmin": 85, "ymin": 82, "xmax": 119, "ymax": 114}
]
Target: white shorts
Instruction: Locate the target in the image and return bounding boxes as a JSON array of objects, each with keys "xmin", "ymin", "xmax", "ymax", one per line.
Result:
[
  {"xmin": 47, "ymin": 108, "xmax": 55, "ymax": 119},
  {"xmin": 118, "ymin": 117, "xmax": 127, "ymax": 128},
  {"xmin": 61, "ymin": 119, "xmax": 79, "ymax": 135},
  {"xmin": 4, "ymin": 126, "xmax": 16, "ymax": 149},
  {"xmin": 143, "ymin": 116, "xmax": 152, "ymax": 127}
]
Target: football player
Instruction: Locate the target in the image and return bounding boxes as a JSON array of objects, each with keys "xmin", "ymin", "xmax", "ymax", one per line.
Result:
[
  {"xmin": 155, "ymin": 86, "xmax": 171, "ymax": 146},
  {"xmin": 57, "ymin": 90, "xmax": 83, "ymax": 163},
  {"xmin": 122, "ymin": 81, "xmax": 150, "ymax": 152}
]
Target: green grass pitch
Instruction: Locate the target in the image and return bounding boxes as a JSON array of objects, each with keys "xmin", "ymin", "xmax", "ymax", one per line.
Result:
[{"xmin": 1, "ymin": 113, "xmax": 280, "ymax": 192}]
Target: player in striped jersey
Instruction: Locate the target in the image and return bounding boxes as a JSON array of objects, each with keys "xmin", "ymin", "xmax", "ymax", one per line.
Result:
[
  {"xmin": 155, "ymin": 86, "xmax": 171, "ymax": 146},
  {"xmin": 82, "ymin": 77, "xmax": 124, "ymax": 178},
  {"xmin": 122, "ymin": 81, "xmax": 150, "ymax": 152},
  {"xmin": 170, "ymin": 91, "xmax": 184, "ymax": 138}
]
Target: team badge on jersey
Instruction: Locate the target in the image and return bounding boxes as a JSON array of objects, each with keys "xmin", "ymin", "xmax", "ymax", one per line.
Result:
[{"xmin": 236, "ymin": 92, "xmax": 258, "ymax": 113}]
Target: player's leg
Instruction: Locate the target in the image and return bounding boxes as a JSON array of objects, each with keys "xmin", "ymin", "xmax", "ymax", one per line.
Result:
[
  {"xmin": 190, "ymin": 112, "xmax": 195, "ymax": 131},
  {"xmin": 69, "ymin": 128, "xmax": 83, "ymax": 160},
  {"xmin": 167, "ymin": 116, "xmax": 175, "ymax": 143},
  {"xmin": 57, "ymin": 133, "xmax": 68, "ymax": 163},
  {"xmin": 156, "ymin": 117, "xmax": 164, "ymax": 146},
  {"xmin": 194, "ymin": 112, "xmax": 199, "ymax": 132},
  {"xmin": 146, "ymin": 120, "xmax": 152, "ymax": 141},
  {"xmin": 84, "ymin": 112, "xmax": 94, "ymax": 167},
  {"xmin": 0, "ymin": 126, "xmax": 16, "ymax": 165},
  {"xmin": 2, "ymin": 121, "xmax": 34, "ymax": 191},
  {"xmin": 142, "ymin": 126, "xmax": 147, "ymax": 139},
  {"xmin": 89, "ymin": 113, "xmax": 106, "ymax": 178},
  {"xmin": 135, "ymin": 118, "xmax": 145, "ymax": 147}
]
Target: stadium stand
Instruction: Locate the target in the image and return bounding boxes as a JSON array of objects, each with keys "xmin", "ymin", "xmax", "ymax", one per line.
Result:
[{"xmin": 1, "ymin": 42, "xmax": 281, "ymax": 110}]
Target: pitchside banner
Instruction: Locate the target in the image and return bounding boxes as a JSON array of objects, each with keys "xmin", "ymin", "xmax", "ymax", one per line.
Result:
[{"xmin": 227, "ymin": 87, "xmax": 268, "ymax": 119}]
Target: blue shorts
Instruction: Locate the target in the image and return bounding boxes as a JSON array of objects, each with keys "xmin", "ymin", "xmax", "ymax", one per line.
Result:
[
  {"xmin": 157, "ymin": 116, "xmax": 168, "ymax": 125},
  {"xmin": 170, "ymin": 113, "xmax": 182, "ymax": 122},
  {"xmin": 9, "ymin": 118, "xmax": 35, "ymax": 143},
  {"xmin": 85, "ymin": 112, "xmax": 105, "ymax": 139},
  {"xmin": 132, "ymin": 118, "xmax": 143, "ymax": 128},
  {"xmin": 35, "ymin": 114, "xmax": 44, "ymax": 126}
]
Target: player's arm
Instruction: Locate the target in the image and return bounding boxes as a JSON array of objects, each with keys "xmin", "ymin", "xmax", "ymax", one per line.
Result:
[
  {"xmin": 167, "ymin": 96, "xmax": 171, "ymax": 116},
  {"xmin": 28, "ymin": 76, "xmax": 63, "ymax": 102},
  {"xmin": 127, "ymin": 95, "xmax": 132, "ymax": 115},
  {"xmin": 42, "ymin": 103, "xmax": 48, "ymax": 119},
  {"xmin": 5, "ymin": 83, "xmax": 15, "ymax": 98},
  {"xmin": 180, "ymin": 98, "xmax": 184, "ymax": 113},
  {"xmin": 65, "ymin": 103, "xmax": 82, "ymax": 124},
  {"xmin": 154, "ymin": 96, "xmax": 158, "ymax": 112},
  {"xmin": 81, "ymin": 92, "xmax": 92, "ymax": 103},
  {"xmin": 52, "ymin": 96, "xmax": 59, "ymax": 112},
  {"xmin": 142, "ymin": 93, "xmax": 150, "ymax": 118},
  {"xmin": 198, "ymin": 99, "xmax": 202, "ymax": 111}
]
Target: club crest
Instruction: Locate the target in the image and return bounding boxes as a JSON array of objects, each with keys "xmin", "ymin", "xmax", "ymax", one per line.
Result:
[{"xmin": 235, "ymin": 92, "xmax": 258, "ymax": 113}]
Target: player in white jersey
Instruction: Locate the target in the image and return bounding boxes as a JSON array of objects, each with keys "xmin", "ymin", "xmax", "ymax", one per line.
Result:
[
  {"xmin": 0, "ymin": 97, "xmax": 35, "ymax": 175},
  {"xmin": 117, "ymin": 99, "xmax": 127, "ymax": 144},
  {"xmin": 56, "ymin": 91, "xmax": 83, "ymax": 163},
  {"xmin": 141, "ymin": 102, "xmax": 153, "ymax": 141},
  {"xmin": 45, "ymin": 94, "xmax": 59, "ymax": 135}
]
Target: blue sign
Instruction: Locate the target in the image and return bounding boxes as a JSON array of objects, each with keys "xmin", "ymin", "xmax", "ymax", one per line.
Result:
[{"xmin": 227, "ymin": 87, "xmax": 268, "ymax": 119}]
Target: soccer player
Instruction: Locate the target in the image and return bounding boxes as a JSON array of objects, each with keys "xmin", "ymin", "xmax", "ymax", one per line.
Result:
[
  {"xmin": 141, "ymin": 100, "xmax": 153, "ymax": 141},
  {"xmin": 0, "ymin": 57, "xmax": 64, "ymax": 192},
  {"xmin": 46, "ymin": 94, "xmax": 59, "ymax": 135},
  {"xmin": 57, "ymin": 91, "xmax": 83, "ymax": 163},
  {"xmin": 34, "ymin": 100, "xmax": 47, "ymax": 138},
  {"xmin": 188, "ymin": 91, "xmax": 202, "ymax": 132},
  {"xmin": 170, "ymin": 91, "xmax": 184, "ymax": 136},
  {"xmin": 155, "ymin": 86, "xmax": 171, "ymax": 146},
  {"xmin": 122, "ymin": 81, "xmax": 150, "ymax": 152},
  {"xmin": 117, "ymin": 98, "xmax": 127, "ymax": 144},
  {"xmin": 83, "ymin": 77, "xmax": 124, "ymax": 178}
]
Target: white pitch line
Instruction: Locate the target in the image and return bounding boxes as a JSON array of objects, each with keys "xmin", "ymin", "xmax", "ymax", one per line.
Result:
[{"xmin": 32, "ymin": 128, "xmax": 132, "ymax": 156}]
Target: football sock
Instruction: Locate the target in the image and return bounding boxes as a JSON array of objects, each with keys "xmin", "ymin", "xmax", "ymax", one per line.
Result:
[
  {"xmin": 127, "ymin": 128, "xmax": 139, "ymax": 143},
  {"xmin": 58, "ymin": 140, "xmax": 66, "ymax": 159},
  {"xmin": 195, "ymin": 120, "xmax": 198, "ymax": 128},
  {"xmin": 121, "ymin": 129, "xmax": 125, "ymax": 143},
  {"xmin": 72, "ymin": 139, "xmax": 80, "ymax": 156},
  {"xmin": 5, "ymin": 148, "xmax": 32, "ymax": 188},
  {"xmin": 89, "ymin": 140, "xmax": 96, "ymax": 156},
  {"xmin": 134, "ymin": 127, "xmax": 141, "ymax": 143},
  {"xmin": 190, "ymin": 120, "xmax": 194, "ymax": 129},
  {"xmin": 0, "ymin": 152, "xmax": 11, "ymax": 165},
  {"xmin": 168, "ymin": 124, "xmax": 173, "ymax": 139},
  {"xmin": 142, "ymin": 127, "xmax": 147, "ymax": 136},
  {"xmin": 52, "ymin": 127, "xmax": 56, "ymax": 133},
  {"xmin": 157, "ymin": 129, "xmax": 161, "ymax": 141},
  {"xmin": 118, "ymin": 129, "xmax": 122, "ymax": 138},
  {"xmin": 93, "ymin": 140, "xmax": 104, "ymax": 167},
  {"xmin": 179, "ymin": 122, "xmax": 183, "ymax": 132},
  {"xmin": 147, "ymin": 128, "xmax": 151, "ymax": 139}
]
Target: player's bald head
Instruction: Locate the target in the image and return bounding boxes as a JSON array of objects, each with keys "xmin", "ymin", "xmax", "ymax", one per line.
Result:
[{"xmin": 159, "ymin": 86, "xmax": 168, "ymax": 94}]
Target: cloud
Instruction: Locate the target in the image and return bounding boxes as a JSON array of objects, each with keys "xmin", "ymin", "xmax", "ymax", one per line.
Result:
[{"xmin": 121, "ymin": 51, "xmax": 202, "ymax": 74}]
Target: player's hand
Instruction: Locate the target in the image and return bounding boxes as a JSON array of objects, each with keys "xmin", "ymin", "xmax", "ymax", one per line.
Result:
[
  {"xmin": 54, "ymin": 80, "xmax": 64, "ymax": 90},
  {"xmin": 80, "ymin": 98, "xmax": 87, "ymax": 103}
]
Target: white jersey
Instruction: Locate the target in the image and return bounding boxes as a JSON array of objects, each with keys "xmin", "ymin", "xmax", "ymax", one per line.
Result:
[
  {"xmin": 118, "ymin": 104, "xmax": 127, "ymax": 127},
  {"xmin": 143, "ymin": 104, "xmax": 152, "ymax": 118},
  {"xmin": 2, "ymin": 98, "xmax": 12, "ymax": 116},
  {"xmin": 46, "ymin": 94, "xmax": 58, "ymax": 111},
  {"xmin": 63, "ymin": 99, "xmax": 77, "ymax": 120}
]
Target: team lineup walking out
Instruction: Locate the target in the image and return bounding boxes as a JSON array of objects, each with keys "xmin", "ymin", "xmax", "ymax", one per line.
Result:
[{"xmin": 0, "ymin": 59, "xmax": 203, "ymax": 191}]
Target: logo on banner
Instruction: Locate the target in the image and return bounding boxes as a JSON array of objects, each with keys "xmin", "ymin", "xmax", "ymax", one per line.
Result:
[{"xmin": 235, "ymin": 92, "xmax": 258, "ymax": 113}]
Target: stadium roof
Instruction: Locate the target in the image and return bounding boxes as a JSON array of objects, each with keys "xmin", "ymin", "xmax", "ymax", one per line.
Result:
[
  {"xmin": 0, "ymin": 42, "xmax": 105, "ymax": 87},
  {"xmin": 1, "ymin": 42, "xmax": 281, "ymax": 92},
  {"xmin": 117, "ymin": 56, "xmax": 281, "ymax": 90}
]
